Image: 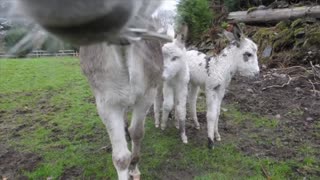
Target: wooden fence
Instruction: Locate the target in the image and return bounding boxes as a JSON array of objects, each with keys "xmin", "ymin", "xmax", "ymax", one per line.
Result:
[{"xmin": 0, "ymin": 50, "xmax": 78, "ymax": 58}]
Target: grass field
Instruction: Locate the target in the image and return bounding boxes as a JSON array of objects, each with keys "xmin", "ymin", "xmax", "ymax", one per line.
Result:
[{"xmin": 0, "ymin": 57, "xmax": 318, "ymax": 179}]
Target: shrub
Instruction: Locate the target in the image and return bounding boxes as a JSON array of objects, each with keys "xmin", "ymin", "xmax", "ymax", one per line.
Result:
[
  {"xmin": 176, "ymin": 0, "xmax": 214, "ymax": 42},
  {"xmin": 4, "ymin": 27, "xmax": 31, "ymax": 57},
  {"xmin": 41, "ymin": 36, "xmax": 76, "ymax": 53}
]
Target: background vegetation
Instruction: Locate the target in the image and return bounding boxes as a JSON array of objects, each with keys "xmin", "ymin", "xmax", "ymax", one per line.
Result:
[
  {"xmin": 176, "ymin": 0, "xmax": 320, "ymax": 43},
  {"xmin": 3, "ymin": 26, "xmax": 76, "ymax": 56},
  {"xmin": 176, "ymin": 0, "xmax": 214, "ymax": 41}
]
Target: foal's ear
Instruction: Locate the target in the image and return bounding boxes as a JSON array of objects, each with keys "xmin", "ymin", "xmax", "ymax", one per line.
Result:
[
  {"xmin": 223, "ymin": 23, "xmax": 243, "ymax": 43},
  {"xmin": 174, "ymin": 39, "xmax": 185, "ymax": 49},
  {"xmin": 223, "ymin": 30, "xmax": 236, "ymax": 42},
  {"xmin": 232, "ymin": 23, "xmax": 243, "ymax": 42}
]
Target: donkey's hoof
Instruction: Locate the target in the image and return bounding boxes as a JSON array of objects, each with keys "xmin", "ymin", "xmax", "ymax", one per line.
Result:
[
  {"xmin": 161, "ymin": 125, "xmax": 166, "ymax": 131},
  {"xmin": 195, "ymin": 125, "xmax": 200, "ymax": 130},
  {"xmin": 182, "ymin": 139, "xmax": 188, "ymax": 144},
  {"xmin": 182, "ymin": 135, "xmax": 188, "ymax": 144},
  {"xmin": 208, "ymin": 137, "xmax": 214, "ymax": 149},
  {"xmin": 131, "ymin": 174, "xmax": 140, "ymax": 180},
  {"xmin": 175, "ymin": 125, "xmax": 180, "ymax": 129},
  {"xmin": 129, "ymin": 169, "xmax": 141, "ymax": 180},
  {"xmin": 155, "ymin": 124, "xmax": 159, "ymax": 128},
  {"xmin": 215, "ymin": 136, "xmax": 221, "ymax": 141},
  {"xmin": 215, "ymin": 133, "xmax": 221, "ymax": 141}
]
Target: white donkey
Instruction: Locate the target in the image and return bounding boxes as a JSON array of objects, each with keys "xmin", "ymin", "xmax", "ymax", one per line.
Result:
[
  {"xmin": 154, "ymin": 39, "xmax": 190, "ymax": 144},
  {"xmin": 187, "ymin": 25, "xmax": 260, "ymax": 149},
  {"xmin": 15, "ymin": 0, "xmax": 171, "ymax": 179}
]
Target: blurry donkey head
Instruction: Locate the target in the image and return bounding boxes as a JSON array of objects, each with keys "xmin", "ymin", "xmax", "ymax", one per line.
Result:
[{"xmin": 14, "ymin": 0, "xmax": 166, "ymax": 45}]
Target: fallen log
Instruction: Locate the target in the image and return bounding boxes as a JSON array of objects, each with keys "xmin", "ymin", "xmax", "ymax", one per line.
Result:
[{"xmin": 228, "ymin": 6, "xmax": 320, "ymax": 25}]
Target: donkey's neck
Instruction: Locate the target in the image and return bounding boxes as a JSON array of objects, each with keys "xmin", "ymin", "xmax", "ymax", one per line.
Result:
[
  {"xmin": 170, "ymin": 61, "xmax": 189, "ymax": 84},
  {"xmin": 212, "ymin": 46, "xmax": 239, "ymax": 72},
  {"xmin": 209, "ymin": 45, "xmax": 238, "ymax": 85}
]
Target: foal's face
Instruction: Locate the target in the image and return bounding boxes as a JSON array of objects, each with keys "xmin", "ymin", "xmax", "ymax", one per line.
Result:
[
  {"xmin": 14, "ymin": 0, "xmax": 150, "ymax": 45},
  {"xmin": 236, "ymin": 38, "xmax": 260, "ymax": 77},
  {"xmin": 161, "ymin": 42, "xmax": 186, "ymax": 81}
]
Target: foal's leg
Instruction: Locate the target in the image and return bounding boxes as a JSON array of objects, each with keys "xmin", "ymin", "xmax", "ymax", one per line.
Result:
[
  {"xmin": 161, "ymin": 83, "xmax": 174, "ymax": 130},
  {"xmin": 174, "ymin": 84, "xmax": 188, "ymax": 144},
  {"xmin": 214, "ymin": 90, "xmax": 225, "ymax": 142},
  {"xmin": 188, "ymin": 84, "xmax": 200, "ymax": 129},
  {"xmin": 206, "ymin": 90, "xmax": 219, "ymax": 149},
  {"xmin": 154, "ymin": 84, "xmax": 163, "ymax": 128},
  {"xmin": 128, "ymin": 89, "xmax": 156, "ymax": 180},
  {"xmin": 174, "ymin": 105, "xmax": 180, "ymax": 129},
  {"xmin": 96, "ymin": 99, "xmax": 131, "ymax": 180}
]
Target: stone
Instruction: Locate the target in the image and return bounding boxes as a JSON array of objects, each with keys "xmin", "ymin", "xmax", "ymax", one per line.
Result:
[
  {"xmin": 306, "ymin": 117, "xmax": 314, "ymax": 121},
  {"xmin": 294, "ymin": 87, "xmax": 304, "ymax": 93},
  {"xmin": 262, "ymin": 45, "xmax": 272, "ymax": 58},
  {"xmin": 221, "ymin": 108, "xmax": 228, "ymax": 112},
  {"xmin": 246, "ymin": 88, "xmax": 254, "ymax": 93}
]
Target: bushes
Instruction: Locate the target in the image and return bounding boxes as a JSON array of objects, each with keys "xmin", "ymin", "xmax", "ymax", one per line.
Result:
[
  {"xmin": 41, "ymin": 36, "xmax": 76, "ymax": 53},
  {"xmin": 4, "ymin": 27, "xmax": 32, "ymax": 56},
  {"xmin": 224, "ymin": 0, "xmax": 240, "ymax": 11},
  {"xmin": 176, "ymin": 0, "xmax": 213, "ymax": 42}
]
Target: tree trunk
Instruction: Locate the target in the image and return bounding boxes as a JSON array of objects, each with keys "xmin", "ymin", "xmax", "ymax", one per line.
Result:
[{"xmin": 228, "ymin": 6, "xmax": 320, "ymax": 25}]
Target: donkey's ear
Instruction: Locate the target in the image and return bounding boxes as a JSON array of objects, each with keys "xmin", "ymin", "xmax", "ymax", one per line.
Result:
[
  {"xmin": 223, "ymin": 30, "xmax": 236, "ymax": 42},
  {"xmin": 174, "ymin": 39, "xmax": 185, "ymax": 49},
  {"xmin": 232, "ymin": 23, "xmax": 243, "ymax": 42}
]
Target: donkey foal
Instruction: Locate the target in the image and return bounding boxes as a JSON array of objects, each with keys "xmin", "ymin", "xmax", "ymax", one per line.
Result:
[
  {"xmin": 154, "ymin": 40, "xmax": 190, "ymax": 144},
  {"xmin": 187, "ymin": 29, "xmax": 260, "ymax": 149}
]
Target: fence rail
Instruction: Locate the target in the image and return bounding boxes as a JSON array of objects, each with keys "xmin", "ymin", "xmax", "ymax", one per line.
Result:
[{"xmin": 0, "ymin": 50, "xmax": 78, "ymax": 58}]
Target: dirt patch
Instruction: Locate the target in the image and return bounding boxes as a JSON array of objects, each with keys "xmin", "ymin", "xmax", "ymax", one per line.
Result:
[
  {"xmin": 161, "ymin": 67, "xmax": 320, "ymax": 177},
  {"xmin": 60, "ymin": 166, "xmax": 83, "ymax": 180},
  {"xmin": 222, "ymin": 67, "xmax": 319, "ymax": 176},
  {"xmin": 224, "ymin": 68, "xmax": 319, "ymax": 142},
  {"xmin": 0, "ymin": 144, "xmax": 42, "ymax": 179},
  {"xmin": 150, "ymin": 150, "xmax": 198, "ymax": 180},
  {"xmin": 37, "ymin": 91, "xmax": 70, "ymax": 114},
  {"xmin": 159, "ymin": 169, "xmax": 195, "ymax": 180}
]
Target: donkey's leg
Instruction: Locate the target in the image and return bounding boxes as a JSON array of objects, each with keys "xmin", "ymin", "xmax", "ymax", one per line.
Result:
[
  {"xmin": 96, "ymin": 99, "xmax": 130, "ymax": 180},
  {"xmin": 154, "ymin": 84, "xmax": 163, "ymax": 128},
  {"xmin": 161, "ymin": 83, "xmax": 174, "ymax": 130},
  {"xmin": 206, "ymin": 90, "xmax": 219, "ymax": 149},
  {"xmin": 174, "ymin": 84, "xmax": 188, "ymax": 144},
  {"xmin": 213, "ymin": 99, "xmax": 222, "ymax": 142},
  {"xmin": 174, "ymin": 105, "xmax": 180, "ymax": 129},
  {"xmin": 128, "ymin": 89, "xmax": 156, "ymax": 180},
  {"xmin": 214, "ymin": 90, "xmax": 225, "ymax": 142},
  {"xmin": 188, "ymin": 84, "xmax": 200, "ymax": 130},
  {"xmin": 123, "ymin": 107, "xmax": 131, "ymax": 141}
]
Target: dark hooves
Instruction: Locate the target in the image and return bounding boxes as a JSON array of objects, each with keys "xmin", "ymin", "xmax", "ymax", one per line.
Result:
[{"xmin": 207, "ymin": 137, "xmax": 214, "ymax": 149}]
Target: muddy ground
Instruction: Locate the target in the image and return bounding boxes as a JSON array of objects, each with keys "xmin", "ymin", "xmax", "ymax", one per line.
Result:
[
  {"xmin": 224, "ymin": 66, "xmax": 320, "ymax": 161},
  {"xmin": 0, "ymin": 144, "xmax": 41, "ymax": 180},
  {"xmin": 183, "ymin": 66, "xmax": 320, "ymax": 178},
  {"xmin": 141, "ymin": 65, "xmax": 320, "ymax": 179},
  {"xmin": 1, "ymin": 66, "xmax": 319, "ymax": 179}
]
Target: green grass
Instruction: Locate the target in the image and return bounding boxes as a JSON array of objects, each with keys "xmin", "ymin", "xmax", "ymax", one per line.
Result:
[
  {"xmin": 0, "ymin": 57, "xmax": 318, "ymax": 179},
  {"xmin": 223, "ymin": 105, "xmax": 279, "ymax": 128}
]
